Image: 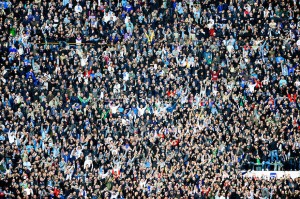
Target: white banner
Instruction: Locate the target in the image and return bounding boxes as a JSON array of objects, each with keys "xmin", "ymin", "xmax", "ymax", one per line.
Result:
[{"xmin": 242, "ymin": 171, "xmax": 300, "ymax": 179}]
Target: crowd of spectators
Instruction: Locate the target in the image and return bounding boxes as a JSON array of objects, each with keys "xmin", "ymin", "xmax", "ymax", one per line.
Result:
[{"xmin": 0, "ymin": 0, "xmax": 300, "ymax": 198}]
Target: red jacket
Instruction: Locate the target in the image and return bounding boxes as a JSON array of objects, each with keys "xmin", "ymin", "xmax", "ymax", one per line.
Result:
[
  {"xmin": 209, "ymin": 29, "xmax": 215, "ymax": 37},
  {"xmin": 158, "ymin": 134, "xmax": 165, "ymax": 139},
  {"xmin": 287, "ymin": 94, "xmax": 297, "ymax": 103},
  {"xmin": 54, "ymin": 188, "xmax": 60, "ymax": 197},
  {"xmin": 255, "ymin": 79, "xmax": 262, "ymax": 88},
  {"xmin": 83, "ymin": 69, "xmax": 92, "ymax": 77},
  {"xmin": 210, "ymin": 70, "xmax": 221, "ymax": 81},
  {"xmin": 171, "ymin": 139, "xmax": 180, "ymax": 146},
  {"xmin": 201, "ymin": 187, "xmax": 211, "ymax": 196},
  {"xmin": 268, "ymin": 98, "xmax": 274, "ymax": 105},
  {"xmin": 167, "ymin": 90, "xmax": 176, "ymax": 97},
  {"xmin": 244, "ymin": 44, "xmax": 251, "ymax": 51},
  {"xmin": 112, "ymin": 169, "xmax": 121, "ymax": 178}
]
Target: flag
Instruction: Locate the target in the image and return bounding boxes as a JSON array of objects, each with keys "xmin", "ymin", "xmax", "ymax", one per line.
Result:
[{"xmin": 10, "ymin": 28, "xmax": 16, "ymax": 37}]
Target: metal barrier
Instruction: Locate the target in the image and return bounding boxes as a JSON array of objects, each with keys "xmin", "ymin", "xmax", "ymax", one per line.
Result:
[{"xmin": 252, "ymin": 162, "xmax": 283, "ymax": 171}]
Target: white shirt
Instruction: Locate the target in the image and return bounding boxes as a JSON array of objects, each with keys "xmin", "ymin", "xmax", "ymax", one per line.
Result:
[
  {"xmin": 71, "ymin": 148, "xmax": 83, "ymax": 159},
  {"xmin": 123, "ymin": 72, "xmax": 129, "ymax": 81},
  {"xmin": 113, "ymin": 84, "xmax": 120, "ymax": 93},
  {"xmin": 24, "ymin": 188, "xmax": 33, "ymax": 196},
  {"xmin": 76, "ymin": 38, "xmax": 82, "ymax": 44},
  {"xmin": 23, "ymin": 161, "xmax": 32, "ymax": 170},
  {"xmin": 110, "ymin": 191, "xmax": 119, "ymax": 199},
  {"xmin": 227, "ymin": 45, "xmax": 234, "ymax": 52},
  {"xmin": 181, "ymin": 95, "xmax": 188, "ymax": 104},
  {"xmin": 125, "ymin": 16, "xmax": 130, "ymax": 24},
  {"xmin": 84, "ymin": 159, "xmax": 93, "ymax": 168},
  {"xmin": 248, "ymin": 83, "xmax": 256, "ymax": 93},
  {"xmin": 100, "ymin": 91, "xmax": 104, "ymax": 99},
  {"xmin": 18, "ymin": 47, "xmax": 24, "ymax": 55},
  {"xmin": 103, "ymin": 14, "xmax": 110, "ymax": 23},
  {"xmin": 207, "ymin": 19, "xmax": 214, "ymax": 29},
  {"xmin": 139, "ymin": 179, "xmax": 147, "ymax": 188},
  {"xmin": 110, "ymin": 105, "xmax": 119, "ymax": 114},
  {"xmin": 75, "ymin": 5, "xmax": 82, "ymax": 13},
  {"xmin": 138, "ymin": 106, "xmax": 147, "ymax": 116},
  {"xmin": 8, "ymin": 132, "xmax": 16, "ymax": 144},
  {"xmin": 80, "ymin": 57, "xmax": 87, "ymax": 67}
]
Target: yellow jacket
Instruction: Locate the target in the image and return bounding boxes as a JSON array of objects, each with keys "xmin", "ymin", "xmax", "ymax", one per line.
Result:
[{"xmin": 145, "ymin": 31, "xmax": 155, "ymax": 43}]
